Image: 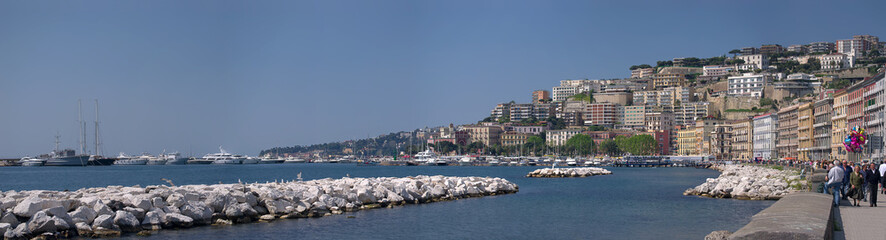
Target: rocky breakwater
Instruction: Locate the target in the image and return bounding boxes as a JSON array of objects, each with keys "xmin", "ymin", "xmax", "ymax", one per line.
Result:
[
  {"xmin": 684, "ymin": 165, "xmax": 803, "ymax": 200},
  {"xmin": 0, "ymin": 175, "xmax": 518, "ymax": 239},
  {"xmin": 526, "ymin": 167, "xmax": 612, "ymax": 178}
]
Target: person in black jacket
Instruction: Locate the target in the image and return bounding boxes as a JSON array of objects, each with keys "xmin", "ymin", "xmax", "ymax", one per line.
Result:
[{"xmin": 867, "ymin": 163, "xmax": 881, "ymax": 207}]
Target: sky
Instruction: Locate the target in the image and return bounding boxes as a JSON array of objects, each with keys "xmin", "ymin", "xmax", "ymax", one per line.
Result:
[{"xmin": 2, "ymin": 0, "xmax": 886, "ymax": 157}]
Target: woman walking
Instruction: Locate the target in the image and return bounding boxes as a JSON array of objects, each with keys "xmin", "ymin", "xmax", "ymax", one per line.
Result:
[{"xmin": 850, "ymin": 165, "xmax": 864, "ymax": 206}]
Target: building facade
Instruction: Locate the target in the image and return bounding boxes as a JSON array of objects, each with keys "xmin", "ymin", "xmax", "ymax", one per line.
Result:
[
  {"xmin": 532, "ymin": 90, "xmax": 551, "ymax": 104},
  {"xmin": 546, "ymin": 129, "xmax": 582, "ymax": 146},
  {"xmin": 652, "ymin": 73, "xmax": 686, "ymax": 89},
  {"xmin": 677, "ymin": 126, "xmax": 698, "ymax": 155},
  {"xmin": 797, "ymin": 102, "xmax": 814, "ymax": 161},
  {"xmin": 831, "ymin": 90, "xmax": 849, "ymax": 161},
  {"xmin": 753, "ymin": 113, "xmax": 778, "ymax": 160},
  {"xmin": 463, "ymin": 125, "xmax": 503, "ymax": 147},
  {"xmin": 703, "ymin": 65, "xmax": 733, "ymax": 77},
  {"xmin": 864, "ymin": 75, "xmax": 885, "ymax": 161},
  {"xmin": 731, "ymin": 119, "xmax": 753, "ymax": 161},
  {"xmin": 727, "ymin": 73, "xmax": 767, "ymax": 97},
  {"xmin": 584, "ymin": 103, "xmax": 618, "ymax": 127},
  {"xmin": 776, "ymin": 104, "xmax": 799, "ymax": 160},
  {"xmin": 736, "ymin": 54, "xmax": 770, "ymax": 70},
  {"xmin": 631, "ymin": 68, "xmax": 655, "ymax": 79},
  {"xmin": 500, "ymin": 131, "xmax": 531, "ymax": 147},
  {"xmin": 812, "ymin": 94, "xmax": 833, "ymax": 161}
]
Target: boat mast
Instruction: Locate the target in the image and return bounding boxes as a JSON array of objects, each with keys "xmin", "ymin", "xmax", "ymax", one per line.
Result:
[
  {"xmin": 94, "ymin": 99, "xmax": 102, "ymax": 156},
  {"xmin": 55, "ymin": 132, "xmax": 60, "ymax": 152},
  {"xmin": 78, "ymin": 99, "xmax": 87, "ymax": 154}
]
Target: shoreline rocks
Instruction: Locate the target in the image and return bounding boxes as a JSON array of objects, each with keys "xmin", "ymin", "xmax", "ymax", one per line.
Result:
[
  {"xmin": 684, "ymin": 165, "xmax": 802, "ymax": 200},
  {"xmin": 526, "ymin": 167, "xmax": 612, "ymax": 178},
  {"xmin": 0, "ymin": 175, "xmax": 518, "ymax": 239}
]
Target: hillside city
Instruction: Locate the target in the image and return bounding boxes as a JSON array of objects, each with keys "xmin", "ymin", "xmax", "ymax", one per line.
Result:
[{"xmin": 264, "ymin": 34, "xmax": 886, "ymax": 162}]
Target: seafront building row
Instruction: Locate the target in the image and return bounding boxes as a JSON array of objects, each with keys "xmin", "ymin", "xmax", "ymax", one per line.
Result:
[{"xmin": 412, "ymin": 34, "xmax": 886, "ymax": 163}]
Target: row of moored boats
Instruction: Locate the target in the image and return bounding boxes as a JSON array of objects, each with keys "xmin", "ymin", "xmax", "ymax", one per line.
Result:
[{"xmin": 16, "ymin": 147, "xmax": 308, "ymax": 166}]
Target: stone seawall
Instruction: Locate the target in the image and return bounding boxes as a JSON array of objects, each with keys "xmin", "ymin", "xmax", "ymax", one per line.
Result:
[
  {"xmin": 706, "ymin": 192, "xmax": 834, "ymax": 240},
  {"xmin": 526, "ymin": 167, "xmax": 612, "ymax": 178},
  {"xmin": 0, "ymin": 175, "xmax": 518, "ymax": 239},
  {"xmin": 684, "ymin": 165, "xmax": 801, "ymax": 200}
]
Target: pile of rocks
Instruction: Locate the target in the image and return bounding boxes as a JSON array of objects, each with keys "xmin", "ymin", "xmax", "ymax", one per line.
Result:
[
  {"xmin": 0, "ymin": 175, "xmax": 518, "ymax": 239},
  {"xmin": 526, "ymin": 167, "xmax": 612, "ymax": 178},
  {"xmin": 684, "ymin": 165, "xmax": 801, "ymax": 200}
]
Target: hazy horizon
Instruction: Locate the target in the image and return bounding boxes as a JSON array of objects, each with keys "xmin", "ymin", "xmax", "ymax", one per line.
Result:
[{"xmin": 2, "ymin": 0, "xmax": 885, "ymax": 158}]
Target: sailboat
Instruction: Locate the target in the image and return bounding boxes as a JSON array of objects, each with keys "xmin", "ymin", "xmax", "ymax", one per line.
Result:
[
  {"xmin": 45, "ymin": 100, "xmax": 90, "ymax": 166},
  {"xmin": 88, "ymin": 100, "xmax": 115, "ymax": 166}
]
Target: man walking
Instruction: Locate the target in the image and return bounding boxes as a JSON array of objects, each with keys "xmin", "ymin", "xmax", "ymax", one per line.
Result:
[
  {"xmin": 879, "ymin": 160, "xmax": 886, "ymax": 194},
  {"xmin": 866, "ymin": 163, "xmax": 881, "ymax": 207},
  {"xmin": 827, "ymin": 161, "xmax": 845, "ymax": 207},
  {"xmin": 842, "ymin": 161, "xmax": 852, "ymax": 200}
]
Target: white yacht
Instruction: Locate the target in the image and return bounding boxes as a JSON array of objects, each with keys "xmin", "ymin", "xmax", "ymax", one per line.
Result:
[
  {"xmin": 161, "ymin": 152, "xmax": 188, "ymax": 165},
  {"xmin": 284, "ymin": 157, "xmax": 306, "ymax": 163},
  {"xmin": 18, "ymin": 157, "xmax": 45, "ymax": 167},
  {"xmin": 458, "ymin": 157, "xmax": 473, "ymax": 166},
  {"xmin": 146, "ymin": 155, "xmax": 167, "ymax": 165},
  {"xmin": 259, "ymin": 157, "xmax": 285, "ymax": 164},
  {"xmin": 242, "ymin": 156, "xmax": 259, "ymax": 164},
  {"xmin": 413, "ymin": 149, "xmax": 438, "ymax": 165},
  {"xmin": 487, "ymin": 158, "xmax": 501, "ymax": 166},
  {"xmin": 566, "ymin": 158, "xmax": 578, "ymax": 166},
  {"xmin": 204, "ymin": 147, "xmax": 246, "ymax": 164},
  {"xmin": 114, "ymin": 153, "xmax": 149, "ymax": 165}
]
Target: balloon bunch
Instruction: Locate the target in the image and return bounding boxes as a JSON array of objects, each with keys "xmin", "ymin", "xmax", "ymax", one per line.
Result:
[{"xmin": 844, "ymin": 126, "xmax": 867, "ymax": 153}]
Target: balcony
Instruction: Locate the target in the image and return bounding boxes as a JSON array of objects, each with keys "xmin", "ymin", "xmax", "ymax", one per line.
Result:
[
  {"xmin": 813, "ymin": 122, "xmax": 831, "ymax": 128},
  {"xmin": 799, "ymin": 115, "xmax": 810, "ymax": 120}
]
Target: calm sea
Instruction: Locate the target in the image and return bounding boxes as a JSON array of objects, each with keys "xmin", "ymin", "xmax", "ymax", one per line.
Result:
[{"xmin": 0, "ymin": 165, "xmax": 772, "ymax": 240}]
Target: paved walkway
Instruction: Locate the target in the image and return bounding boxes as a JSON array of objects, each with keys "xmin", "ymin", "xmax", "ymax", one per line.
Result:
[{"xmin": 834, "ymin": 189, "xmax": 886, "ymax": 240}]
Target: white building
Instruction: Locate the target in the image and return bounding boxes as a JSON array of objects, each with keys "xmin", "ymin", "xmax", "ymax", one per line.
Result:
[
  {"xmin": 820, "ymin": 53, "xmax": 854, "ymax": 70},
  {"xmin": 633, "ymin": 86, "xmax": 693, "ymax": 106},
  {"xmin": 753, "ymin": 113, "xmax": 778, "ymax": 160},
  {"xmin": 702, "ymin": 65, "xmax": 733, "ymax": 77},
  {"xmin": 836, "ymin": 39, "xmax": 868, "ymax": 57},
  {"xmin": 727, "ymin": 73, "xmax": 767, "ymax": 97},
  {"xmin": 736, "ymin": 54, "xmax": 770, "ymax": 71},
  {"xmin": 546, "ymin": 129, "xmax": 582, "ymax": 146}
]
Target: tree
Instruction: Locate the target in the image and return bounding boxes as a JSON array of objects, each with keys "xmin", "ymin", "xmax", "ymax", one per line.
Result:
[
  {"xmin": 466, "ymin": 142, "xmax": 486, "ymax": 154},
  {"xmin": 565, "ymin": 134, "xmax": 596, "ymax": 156},
  {"xmin": 524, "ymin": 135, "xmax": 546, "ymax": 156},
  {"xmin": 759, "ymin": 98, "xmax": 775, "ymax": 106},
  {"xmin": 598, "ymin": 140, "xmax": 621, "ymax": 156},
  {"xmin": 545, "ymin": 116, "xmax": 566, "ymax": 130},
  {"xmin": 434, "ymin": 141, "xmax": 458, "ymax": 155},
  {"xmin": 481, "ymin": 116, "xmax": 495, "ymax": 123}
]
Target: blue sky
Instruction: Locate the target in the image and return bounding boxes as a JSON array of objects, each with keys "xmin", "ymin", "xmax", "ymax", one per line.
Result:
[{"xmin": 2, "ymin": 0, "xmax": 885, "ymax": 157}]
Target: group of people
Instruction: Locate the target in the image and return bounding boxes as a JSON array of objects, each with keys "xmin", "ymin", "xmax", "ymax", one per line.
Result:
[{"xmin": 826, "ymin": 160, "xmax": 886, "ymax": 207}]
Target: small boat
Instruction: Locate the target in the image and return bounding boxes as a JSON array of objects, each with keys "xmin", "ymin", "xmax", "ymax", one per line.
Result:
[
  {"xmin": 429, "ymin": 158, "xmax": 448, "ymax": 166},
  {"xmin": 459, "ymin": 157, "xmax": 473, "ymax": 166},
  {"xmin": 114, "ymin": 153, "xmax": 149, "ymax": 165},
  {"xmin": 488, "ymin": 158, "xmax": 501, "ymax": 166},
  {"xmin": 566, "ymin": 158, "xmax": 578, "ymax": 166},
  {"xmin": 18, "ymin": 157, "xmax": 45, "ymax": 167},
  {"xmin": 284, "ymin": 157, "xmax": 306, "ymax": 164}
]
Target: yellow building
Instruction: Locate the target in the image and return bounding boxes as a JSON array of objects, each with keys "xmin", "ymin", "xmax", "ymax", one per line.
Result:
[
  {"xmin": 777, "ymin": 103, "xmax": 799, "ymax": 160},
  {"xmin": 652, "ymin": 73, "xmax": 686, "ymax": 89},
  {"xmin": 500, "ymin": 131, "xmax": 531, "ymax": 147},
  {"xmin": 831, "ymin": 90, "xmax": 848, "ymax": 161},
  {"xmin": 677, "ymin": 127, "xmax": 698, "ymax": 155},
  {"xmin": 797, "ymin": 102, "xmax": 814, "ymax": 161},
  {"xmin": 730, "ymin": 119, "xmax": 754, "ymax": 161}
]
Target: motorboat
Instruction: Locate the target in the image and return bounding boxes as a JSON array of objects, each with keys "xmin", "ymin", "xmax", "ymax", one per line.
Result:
[
  {"xmin": 242, "ymin": 157, "xmax": 259, "ymax": 164},
  {"xmin": 284, "ymin": 157, "xmax": 306, "ymax": 163},
  {"xmin": 44, "ymin": 149, "xmax": 89, "ymax": 166},
  {"xmin": 204, "ymin": 147, "xmax": 245, "ymax": 164},
  {"xmin": 566, "ymin": 158, "xmax": 578, "ymax": 166},
  {"xmin": 187, "ymin": 157, "xmax": 213, "ymax": 165},
  {"xmin": 488, "ymin": 158, "xmax": 501, "ymax": 166},
  {"xmin": 459, "ymin": 157, "xmax": 473, "ymax": 166},
  {"xmin": 146, "ymin": 155, "xmax": 167, "ymax": 165},
  {"xmin": 161, "ymin": 152, "xmax": 188, "ymax": 165},
  {"xmin": 114, "ymin": 153, "xmax": 149, "ymax": 165},
  {"xmin": 18, "ymin": 157, "xmax": 45, "ymax": 167},
  {"xmin": 259, "ymin": 157, "xmax": 285, "ymax": 164}
]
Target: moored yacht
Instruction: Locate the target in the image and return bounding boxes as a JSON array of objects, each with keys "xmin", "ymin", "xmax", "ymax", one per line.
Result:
[
  {"xmin": 204, "ymin": 147, "xmax": 246, "ymax": 164},
  {"xmin": 284, "ymin": 157, "xmax": 306, "ymax": 163},
  {"xmin": 114, "ymin": 153, "xmax": 149, "ymax": 165},
  {"xmin": 45, "ymin": 149, "xmax": 89, "ymax": 166},
  {"xmin": 459, "ymin": 157, "xmax": 473, "ymax": 166},
  {"xmin": 161, "ymin": 152, "xmax": 188, "ymax": 165},
  {"xmin": 259, "ymin": 157, "xmax": 285, "ymax": 164},
  {"xmin": 146, "ymin": 155, "xmax": 167, "ymax": 165},
  {"xmin": 18, "ymin": 157, "xmax": 45, "ymax": 167},
  {"xmin": 242, "ymin": 156, "xmax": 259, "ymax": 164}
]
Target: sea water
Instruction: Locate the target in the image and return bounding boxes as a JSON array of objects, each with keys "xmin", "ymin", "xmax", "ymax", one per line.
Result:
[{"xmin": 0, "ymin": 165, "xmax": 773, "ymax": 239}]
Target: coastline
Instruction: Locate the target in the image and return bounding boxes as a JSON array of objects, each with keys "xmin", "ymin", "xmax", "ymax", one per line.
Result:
[{"xmin": 683, "ymin": 164, "xmax": 803, "ymax": 200}]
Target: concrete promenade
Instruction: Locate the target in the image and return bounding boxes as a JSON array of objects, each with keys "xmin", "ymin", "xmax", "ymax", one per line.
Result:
[{"xmin": 835, "ymin": 190, "xmax": 886, "ymax": 240}]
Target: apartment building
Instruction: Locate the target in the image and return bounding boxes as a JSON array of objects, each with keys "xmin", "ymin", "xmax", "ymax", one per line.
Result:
[
  {"xmin": 727, "ymin": 73, "xmax": 767, "ymax": 97},
  {"xmin": 831, "ymin": 90, "xmax": 849, "ymax": 161},
  {"xmin": 777, "ymin": 104, "xmax": 799, "ymax": 160},
  {"xmin": 731, "ymin": 118, "xmax": 754, "ymax": 161},
  {"xmin": 812, "ymin": 94, "xmax": 833, "ymax": 161},
  {"xmin": 753, "ymin": 113, "xmax": 778, "ymax": 161},
  {"xmin": 797, "ymin": 102, "xmax": 814, "ymax": 161}
]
